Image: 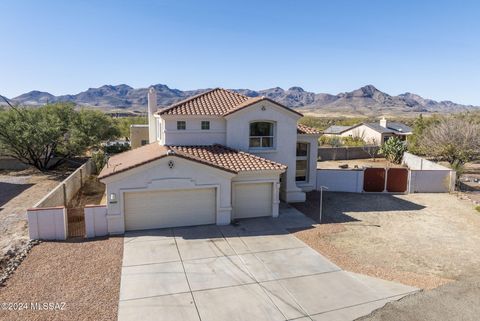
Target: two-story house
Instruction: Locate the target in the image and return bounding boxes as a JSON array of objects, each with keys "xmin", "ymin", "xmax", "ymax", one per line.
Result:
[{"xmin": 98, "ymin": 88, "xmax": 320, "ymax": 233}]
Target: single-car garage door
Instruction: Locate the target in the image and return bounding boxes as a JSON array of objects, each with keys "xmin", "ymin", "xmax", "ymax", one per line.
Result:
[
  {"xmin": 233, "ymin": 183, "xmax": 272, "ymax": 219},
  {"xmin": 124, "ymin": 188, "xmax": 216, "ymax": 231}
]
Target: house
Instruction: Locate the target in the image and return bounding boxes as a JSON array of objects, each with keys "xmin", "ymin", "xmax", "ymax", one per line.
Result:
[
  {"xmin": 129, "ymin": 124, "xmax": 149, "ymax": 149},
  {"xmin": 98, "ymin": 88, "xmax": 320, "ymax": 233},
  {"xmin": 323, "ymin": 118, "xmax": 412, "ymax": 145}
]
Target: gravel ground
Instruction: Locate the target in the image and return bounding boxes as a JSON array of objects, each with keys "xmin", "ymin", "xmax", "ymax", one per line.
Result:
[
  {"xmin": 318, "ymin": 158, "xmax": 405, "ymax": 169},
  {"xmin": 292, "ymin": 192, "xmax": 480, "ymax": 289},
  {"xmin": 0, "ymin": 237, "xmax": 123, "ymax": 321},
  {"xmin": 0, "ymin": 169, "xmax": 69, "ymax": 266},
  {"xmin": 357, "ymin": 276, "xmax": 480, "ymax": 321}
]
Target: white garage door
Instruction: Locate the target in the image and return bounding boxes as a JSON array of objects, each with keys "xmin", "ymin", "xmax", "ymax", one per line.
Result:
[
  {"xmin": 124, "ymin": 188, "xmax": 216, "ymax": 231},
  {"xmin": 233, "ymin": 183, "xmax": 272, "ymax": 219}
]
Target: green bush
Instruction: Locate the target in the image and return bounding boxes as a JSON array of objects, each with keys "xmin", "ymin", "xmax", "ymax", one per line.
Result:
[
  {"xmin": 475, "ymin": 206, "xmax": 480, "ymax": 213},
  {"xmin": 104, "ymin": 142, "xmax": 131, "ymax": 154},
  {"xmin": 91, "ymin": 150, "xmax": 108, "ymax": 174},
  {"xmin": 341, "ymin": 136, "xmax": 365, "ymax": 147}
]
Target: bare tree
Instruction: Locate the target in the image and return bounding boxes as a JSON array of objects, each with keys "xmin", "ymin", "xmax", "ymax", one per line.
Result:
[
  {"xmin": 362, "ymin": 137, "xmax": 379, "ymax": 162},
  {"xmin": 419, "ymin": 116, "xmax": 480, "ymax": 166}
]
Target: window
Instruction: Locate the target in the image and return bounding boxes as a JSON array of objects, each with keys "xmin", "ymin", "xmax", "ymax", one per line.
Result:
[
  {"xmin": 249, "ymin": 122, "xmax": 274, "ymax": 148},
  {"xmin": 177, "ymin": 121, "xmax": 186, "ymax": 130},
  {"xmin": 141, "ymin": 140, "xmax": 148, "ymax": 146},
  {"xmin": 201, "ymin": 121, "xmax": 210, "ymax": 130},
  {"xmin": 296, "ymin": 142, "xmax": 309, "ymax": 182}
]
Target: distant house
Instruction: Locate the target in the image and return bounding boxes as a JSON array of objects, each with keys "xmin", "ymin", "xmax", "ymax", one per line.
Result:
[
  {"xmin": 323, "ymin": 117, "xmax": 412, "ymax": 145},
  {"xmin": 129, "ymin": 124, "xmax": 149, "ymax": 149}
]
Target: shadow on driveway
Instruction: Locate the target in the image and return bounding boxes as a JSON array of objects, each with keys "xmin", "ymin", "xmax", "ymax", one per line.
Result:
[{"xmin": 293, "ymin": 191, "xmax": 426, "ymax": 224}]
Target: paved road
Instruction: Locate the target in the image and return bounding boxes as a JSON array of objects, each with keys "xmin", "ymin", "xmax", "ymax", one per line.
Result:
[
  {"xmin": 118, "ymin": 207, "xmax": 417, "ymax": 321},
  {"xmin": 358, "ymin": 276, "xmax": 480, "ymax": 321}
]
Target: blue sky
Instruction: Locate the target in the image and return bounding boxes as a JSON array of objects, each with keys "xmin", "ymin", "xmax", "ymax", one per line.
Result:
[{"xmin": 1, "ymin": 0, "xmax": 479, "ymax": 104}]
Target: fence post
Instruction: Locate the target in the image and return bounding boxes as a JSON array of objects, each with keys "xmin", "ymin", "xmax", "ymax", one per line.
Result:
[{"xmin": 62, "ymin": 183, "xmax": 67, "ymax": 206}]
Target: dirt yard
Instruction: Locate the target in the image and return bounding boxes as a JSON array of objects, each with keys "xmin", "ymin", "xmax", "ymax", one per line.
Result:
[
  {"xmin": 318, "ymin": 158, "xmax": 405, "ymax": 170},
  {"xmin": 292, "ymin": 192, "xmax": 480, "ymax": 289},
  {"xmin": 0, "ymin": 168, "xmax": 70, "ymax": 263},
  {"xmin": 0, "ymin": 237, "xmax": 123, "ymax": 321}
]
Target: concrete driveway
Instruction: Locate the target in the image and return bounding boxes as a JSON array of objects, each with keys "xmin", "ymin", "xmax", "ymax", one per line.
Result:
[{"xmin": 118, "ymin": 205, "xmax": 417, "ymax": 321}]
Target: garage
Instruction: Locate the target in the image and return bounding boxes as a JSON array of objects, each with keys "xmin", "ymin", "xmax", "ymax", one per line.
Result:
[
  {"xmin": 124, "ymin": 188, "xmax": 216, "ymax": 231},
  {"xmin": 233, "ymin": 183, "xmax": 273, "ymax": 219}
]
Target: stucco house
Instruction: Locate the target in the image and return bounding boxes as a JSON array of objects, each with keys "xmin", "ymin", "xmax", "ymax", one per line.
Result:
[
  {"xmin": 129, "ymin": 124, "xmax": 149, "ymax": 149},
  {"xmin": 323, "ymin": 117, "xmax": 412, "ymax": 145},
  {"xmin": 98, "ymin": 88, "xmax": 320, "ymax": 233}
]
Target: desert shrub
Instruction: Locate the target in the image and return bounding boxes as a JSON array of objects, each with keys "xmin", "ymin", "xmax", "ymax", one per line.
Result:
[
  {"xmin": 91, "ymin": 150, "xmax": 108, "ymax": 174},
  {"xmin": 380, "ymin": 137, "xmax": 407, "ymax": 164}
]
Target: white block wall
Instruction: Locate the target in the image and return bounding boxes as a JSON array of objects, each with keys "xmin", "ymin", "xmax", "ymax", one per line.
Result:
[
  {"xmin": 84, "ymin": 205, "xmax": 108, "ymax": 238},
  {"xmin": 27, "ymin": 207, "xmax": 67, "ymax": 240},
  {"xmin": 316, "ymin": 169, "xmax": 364, "ymax": 193}
]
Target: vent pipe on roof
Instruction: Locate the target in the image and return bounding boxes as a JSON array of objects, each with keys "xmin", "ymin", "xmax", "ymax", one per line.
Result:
[{"xmin": 380, "ymin": 116, "xmax": 387, "ymax": 128}]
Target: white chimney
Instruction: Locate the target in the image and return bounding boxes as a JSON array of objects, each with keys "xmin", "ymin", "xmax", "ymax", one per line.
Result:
[
  {"xmin": 379, "ymin": 117, "xmax": 387, "ymax": 128},
  {"xmin": 147, "ymin": 87, "xmax": 157, "ymax": 143}
]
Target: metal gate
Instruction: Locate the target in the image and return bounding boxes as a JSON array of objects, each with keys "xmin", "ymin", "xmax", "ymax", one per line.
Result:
[
  {"xmin": 363, "ymin": 168, "xmax": 386, "ymax": 192},
  {"xmin": 386, "ymin": 168, "xmax": 409, "ymax": 193},
  {"xmin": 363, "ymin": 167, "xmax": 409, "ymax": 193}
]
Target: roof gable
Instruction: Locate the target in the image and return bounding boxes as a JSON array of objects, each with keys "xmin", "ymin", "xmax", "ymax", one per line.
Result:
[{"xmin": 223, "ymin": 97, "xmax": 303, "ymax": 117}]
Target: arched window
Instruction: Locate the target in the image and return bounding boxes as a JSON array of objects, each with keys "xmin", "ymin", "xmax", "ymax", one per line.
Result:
[{"xmin": 249, "ymin": 122, "xmax": 274, "ymax": 148}]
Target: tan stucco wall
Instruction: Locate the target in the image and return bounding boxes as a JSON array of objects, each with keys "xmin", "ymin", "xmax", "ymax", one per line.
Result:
[
  {"xmin": 340, "ymin": 125, "xmax": 383, "ymax": 145},
  {"xmin": 130, "ymin": 126, "xmax": 149, "ymax": 149}
]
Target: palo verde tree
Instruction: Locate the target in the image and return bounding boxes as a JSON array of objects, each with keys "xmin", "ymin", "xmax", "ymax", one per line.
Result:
[{"xmin": 0, "ymin": 98, "xmax": 119, "ymax": 171}]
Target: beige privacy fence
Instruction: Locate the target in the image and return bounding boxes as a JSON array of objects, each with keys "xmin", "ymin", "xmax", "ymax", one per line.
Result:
[
  {"xmin": 402, "ymin": 152, "xmax": 456, "ymax": 193},
  {"xmin": 316, "ymin": 153, "xmax": 456, "ymax": 194},
  {"xmin": 27, "ymin": 159, "xmax": 95, "ymax": 240}
]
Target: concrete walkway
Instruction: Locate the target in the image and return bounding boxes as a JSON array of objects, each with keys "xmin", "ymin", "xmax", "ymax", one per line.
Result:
[{"xmin": 118, "ymin": 206, "xmax": 417, "ymax": 321}]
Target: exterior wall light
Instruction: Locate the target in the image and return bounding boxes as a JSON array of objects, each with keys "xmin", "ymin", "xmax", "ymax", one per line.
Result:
[{"xmin": 110, "ymin": 193, "xmax": 117, "ymax": 203}]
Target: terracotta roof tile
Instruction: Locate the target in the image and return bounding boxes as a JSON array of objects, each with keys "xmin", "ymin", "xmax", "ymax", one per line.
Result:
[
  {"xmin": 98, "ymin": 143, "xmax": 286, "ymax": 179},
  {"xmin": 158, "ymin": 88, "xmax": 251, "ymax": 116},
  {"xmin": 297, "ymin": 124, "xmax": 322, "ymax": 135},
  {"xmin": 156, "ymin": 88, "xmax": 302, "ymax": 117}
]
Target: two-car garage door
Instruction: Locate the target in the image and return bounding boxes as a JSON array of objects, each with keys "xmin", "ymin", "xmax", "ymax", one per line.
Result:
[
  {"xmin": 123, "ymin": 183, "xmax": 274, "ymax": 231},
  {"xmin": 124, "ymin": 188, "xmax": 216, "ymax": 231}
]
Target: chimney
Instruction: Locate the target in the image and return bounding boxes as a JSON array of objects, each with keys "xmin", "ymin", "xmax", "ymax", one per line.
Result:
[
  {"xmin": 379, "ymin": 117, "xmax": 387, "ymax": 128},
  {"xmin": 147, "ymin": 87, "xmax": 157, "ymax": 143}
]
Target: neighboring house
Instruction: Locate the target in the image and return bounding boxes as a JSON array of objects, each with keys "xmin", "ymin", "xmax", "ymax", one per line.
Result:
[
  {"xmin": 129, "ymin": 124, "xmax": 149, "ymax": 149},
  {"xmin": 323, "ymin": 117, "xmax": 412, "ymax": 145},
  {"xmin": 98, "ymin": 88, "xmax": 320, "ymax": 233}
]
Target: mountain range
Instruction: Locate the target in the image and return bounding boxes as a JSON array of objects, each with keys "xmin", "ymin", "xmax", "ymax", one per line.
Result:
[{"xmin": 7, "ymin": 84, "xmax": 479, "ymax": 116}]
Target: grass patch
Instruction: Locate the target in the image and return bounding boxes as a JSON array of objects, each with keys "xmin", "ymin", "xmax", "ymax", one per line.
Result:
[{"xmin": 475, "ymin": 206, "xmax": 480, "ymax": 213}]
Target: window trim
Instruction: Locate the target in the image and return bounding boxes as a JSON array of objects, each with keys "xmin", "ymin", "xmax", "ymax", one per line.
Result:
[
  {"xmin": 177, "ymin": 121, "xmax": 186, "ymax": 130},
  {"xmin": 249, "ymin": 121, "xmax": 275, "ymax": 150}
]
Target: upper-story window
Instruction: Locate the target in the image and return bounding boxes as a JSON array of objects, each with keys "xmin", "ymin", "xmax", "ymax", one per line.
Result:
[
  {"xmin": 201, "ymin": 121, "xmax": 210, "ymax": 130},
  {"xmin": 249, "ymin": 122, "xmax": 274, "ymax": 148},
  {"xmin": 177, "ymin": 121, "xmax": 186, "ymax": 130}
]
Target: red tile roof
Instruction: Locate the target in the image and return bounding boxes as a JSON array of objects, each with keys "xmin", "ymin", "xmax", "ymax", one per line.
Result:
[
  {"xmin": 297, "ymin": 124, "xmax": 322, "ymax": 135},
  {"xmin": 157, "ymin": 88, "xmax": 302, "ymax": 117},
  {"xmin": 98, "ymin": 143, "xmax": 287, "ymax": 179}
]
